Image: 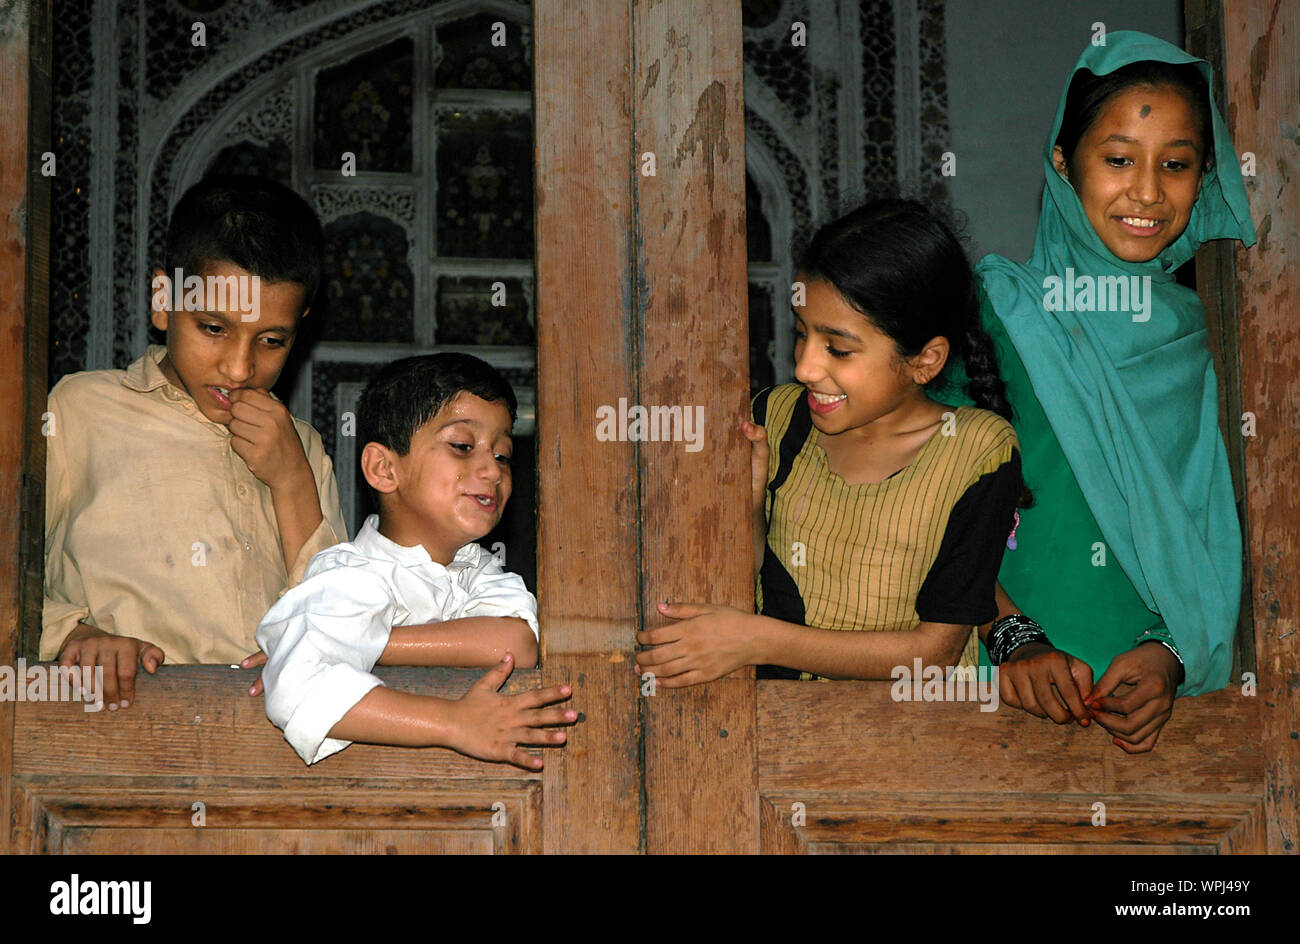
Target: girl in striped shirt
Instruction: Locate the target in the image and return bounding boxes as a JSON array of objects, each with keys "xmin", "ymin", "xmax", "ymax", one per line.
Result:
[{"xmin": 636, "ymin": 199, "xmax": 1025, "ymax": 684}]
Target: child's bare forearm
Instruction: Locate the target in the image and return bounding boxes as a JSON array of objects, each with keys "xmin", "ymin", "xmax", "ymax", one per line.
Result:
[
  {"xmin": 753, "ymin": 615, "xmax": 972, "ymax": 679},
  {"xmin": 269, "ymin": 463, "xmax": 324, "ymax": 573},
  {"xmin": 327, "ymin": 687, "xmax": 457, "ymax": 747},
  {"xmin": 325, "ymin": 661, "xmax": 574, "ymax": 769},
  {"xmin": 379, "ymin": 617, "xmax": 538, "ymax": 667}
]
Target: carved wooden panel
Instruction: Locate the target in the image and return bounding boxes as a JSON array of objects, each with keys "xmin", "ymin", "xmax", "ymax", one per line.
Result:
[
  {"xmin": 13, "ymin": 667, "xmax": 544, "ymax": 854},
  {"xmin": 13, "ymin": 779, "xmax": 540, "ymax": 854},
  {"xmin": 760, "ymin": 794, "xmax": 1263, "ymax": 854},
  {"xmin": 757, "ymin": 683, "xmax": 1265, "ymax": 854}
]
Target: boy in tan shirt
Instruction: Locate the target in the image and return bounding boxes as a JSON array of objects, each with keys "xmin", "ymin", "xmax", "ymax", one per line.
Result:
[{"xmin": 42, "ymin": 175, "xmax": 347, "ymax": 709}]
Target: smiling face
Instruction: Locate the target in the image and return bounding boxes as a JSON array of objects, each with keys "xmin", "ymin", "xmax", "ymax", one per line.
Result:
[
  {"xmin": 365, "ymin": 391, "xmax": 514, "ymax": 564},
  {"xmin": 149, "ymin": 259, "xmax": 307, "ymax": 425},
  {"xmin": 792, "ymin": 278, "xmax": 945, "ymax": 438},
  {"xmin": 1055, "ymin": 84, "xmax": 1205, "ymax": 262}
]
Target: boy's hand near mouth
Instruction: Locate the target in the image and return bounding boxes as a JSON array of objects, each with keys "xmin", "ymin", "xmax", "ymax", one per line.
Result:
[
  {"xmin": 225, "ymin": 388, "xmax": 310, "ymax": 487},
  {"xmin": 227, "ymin": 387, "xmax": 323, "ymax": 573}
]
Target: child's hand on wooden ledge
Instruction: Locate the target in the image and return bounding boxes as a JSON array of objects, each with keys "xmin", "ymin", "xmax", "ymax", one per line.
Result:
[
  {"xmin": 318, "ymin": 653, "xmax": 575, "ymax": 770},
  {"xmin": 1085, "ymin": 643, "xmax": 1183, "ymax": 754},
  {"xmin": 635, "ymin": 602, "xmax": 757, "ymax": 688},
  {"xmin": 999, "ymin": 642, "xmax": 1094, "ymax": 726},
  {"xmin": 57, "ymin": 623, "xmax": 165, "ymax": 711},
  {"xmin": 241, "ymin": 649, "xmax": 268, "ymax": 697},
  {"xmin": 442, "ymin": 654, "xmax": 575, "ymax": 770}
]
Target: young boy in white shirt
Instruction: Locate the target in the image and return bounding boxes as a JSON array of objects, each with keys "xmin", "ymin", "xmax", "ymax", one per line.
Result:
[{"xmin": 255, "ymin": 353, "xmax": 574, "ymax": 768}]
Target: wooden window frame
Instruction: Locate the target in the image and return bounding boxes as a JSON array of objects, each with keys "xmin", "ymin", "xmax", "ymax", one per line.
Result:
[{"xmin": 2, "ymin": 0, "xmax": 1296, "ymax": 855}]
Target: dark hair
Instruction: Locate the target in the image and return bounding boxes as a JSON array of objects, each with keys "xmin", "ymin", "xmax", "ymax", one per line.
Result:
[
  {"xmin": 1056, "ymin": 61, "xmax": 1214, "ymax": 173},
  {"xmin": 357, "ymin": 353, "xmax": 518, "ymax": 460},
  {"xmin": 800, "ymin": 199, "xmax": 1032, "ymax": 506},
  {"xmin": 800, "ymin": 198, "xmax": 1014, "ymax": 422},
  {"xmin": 164, "ymin": 175, "xmax": 325, "ymax": 307}
]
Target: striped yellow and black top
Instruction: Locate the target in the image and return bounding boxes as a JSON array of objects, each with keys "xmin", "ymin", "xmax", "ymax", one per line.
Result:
[{"xmin": 753, "ymin": 384, "xmax": 1021, "ymax": 674}]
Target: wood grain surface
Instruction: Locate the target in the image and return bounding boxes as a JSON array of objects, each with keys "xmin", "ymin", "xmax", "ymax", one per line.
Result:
[{"xmin": 1222, "ymin": 0, "xmax": 1300, "ymax": 855}]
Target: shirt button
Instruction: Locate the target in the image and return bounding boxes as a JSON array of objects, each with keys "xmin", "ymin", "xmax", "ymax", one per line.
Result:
[
  {"xmin": 237, "ymin": 484, "xmax": 248, "ymax": 496},
  {"xmin": 243, "ymin": 541, "xmax": 252, "ymax": 551}
]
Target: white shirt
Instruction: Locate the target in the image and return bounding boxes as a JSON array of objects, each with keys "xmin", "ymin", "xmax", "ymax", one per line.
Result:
[{"xmin": 256, "ymin": 514, "xmax": 539, "ymax": 765}]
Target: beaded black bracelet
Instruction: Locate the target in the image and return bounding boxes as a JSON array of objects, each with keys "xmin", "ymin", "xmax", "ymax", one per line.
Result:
[{"xmin": 986, "ymin": 613, "xmax": 1051, "ymax": 666}]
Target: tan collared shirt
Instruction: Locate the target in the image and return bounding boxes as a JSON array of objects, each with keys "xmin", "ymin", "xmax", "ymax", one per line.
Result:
[{"xmin": 41, "ymin": 346, "xmax": 347, "ymax": 664}]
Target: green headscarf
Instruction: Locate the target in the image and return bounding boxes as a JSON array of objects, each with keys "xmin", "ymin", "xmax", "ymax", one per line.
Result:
[{"xmin": 976, "ymin": 31, "xmax": 1255, "ymax": 694}]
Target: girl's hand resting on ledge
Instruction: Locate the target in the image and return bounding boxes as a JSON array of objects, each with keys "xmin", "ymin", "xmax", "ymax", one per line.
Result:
[
  {"xmin": 999, "ymin": 641, "xmax": 1094, "ymax": 726},
  {"xmin": 635, "ymin": 602, "xmax": 756, "ymax": 688},
  {"xmin": 1086, "ymin": 642, "xmax": 1183, "ymax": 754},
  {"xmin": 999, "ymin": 640, "xmax": 1182, "ymax": 754}
]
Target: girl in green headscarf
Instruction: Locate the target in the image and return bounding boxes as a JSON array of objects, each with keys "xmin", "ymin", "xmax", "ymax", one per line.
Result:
[{"xmin": 972, "ymin": 30, "xmax": 1254, "ymax": 752}]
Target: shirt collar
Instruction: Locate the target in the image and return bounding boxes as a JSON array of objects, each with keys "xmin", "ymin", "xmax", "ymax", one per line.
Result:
[
  {"xmin": 119, "ymin": 345, "xmax": 234, "ymax": 436},
  {"xmin": 121, "ymin": 345, "xmax": 175, "ymax": 394},
  {"xmin": 352, "ymin": 514, "xmax": 483, "ymax": 568}
]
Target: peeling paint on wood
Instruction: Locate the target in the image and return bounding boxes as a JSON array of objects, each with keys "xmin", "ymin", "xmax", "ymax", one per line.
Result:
[{"xmin": 1223, "ymin": 0, "xmax": 1300, "ymax": 854}]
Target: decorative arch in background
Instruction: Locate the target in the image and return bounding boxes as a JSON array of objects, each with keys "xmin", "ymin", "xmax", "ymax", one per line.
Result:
[
  {"xmin": 144, "ymin": 1, "xmax": 540, "ymax": 550},
  {"xmin": 46, "ymin": 0, "xmax": 956, "ymax": 586},
  {"xmin": 51, "ymin": 0, "xmax": 954, "ymax": 390}
]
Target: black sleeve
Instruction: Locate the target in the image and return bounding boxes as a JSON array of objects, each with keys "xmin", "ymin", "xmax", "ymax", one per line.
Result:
[{"xmin": 915, "ymin": 449, "xmax": 1022, "ymax": 626}]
